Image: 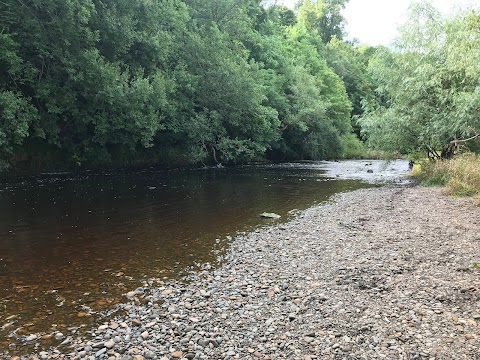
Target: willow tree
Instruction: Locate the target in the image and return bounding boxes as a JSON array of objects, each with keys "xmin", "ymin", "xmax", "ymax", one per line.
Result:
[{"xmin": 359, "ymin": 3, "xmax": 480, "ymax": 159}]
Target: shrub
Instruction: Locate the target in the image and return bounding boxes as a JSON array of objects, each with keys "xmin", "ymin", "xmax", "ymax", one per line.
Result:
[
  {"xmin": 339, "ymin": 133, "xmax": 367, "ymax": 159},
  {"xmin": 414, "ymin": 153, "xmax": 480, "ymax": 199}
]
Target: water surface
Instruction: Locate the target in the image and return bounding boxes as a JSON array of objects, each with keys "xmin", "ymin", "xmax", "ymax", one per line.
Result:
[{"xmin": 0, "ymin": 163, "xmax": 374, "ymax": 351}]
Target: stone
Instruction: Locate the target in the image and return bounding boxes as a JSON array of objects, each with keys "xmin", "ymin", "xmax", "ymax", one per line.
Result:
[
  {"xmin": 104, "ymin": 340, "xmax": 115, "ymax": 349},
  {"xmin": 260, "ymin": 212, "xmax": 281, "ymax": 219},
  {"xmin": 26, "ymin": 334, "xmax": 38, "ymax": 342},
  {"xmin": 126, "ymin": 291, "xmax": 136, "ymax": 299},
  {"xmin": 304, "ymin": 336, "xmax": 314, "ymax": 343},
  {"xmin": 200, "ymin": 289, "xmax": 211, "ymax": 297},
  {"xmin": 198, "ymin": 339, "xmax": 209, "ymax": 347},
  {"xmin": 143, "ymin": 350, "xmax": 155, "ymax": 359},
  {"xmin": 59, "ymin": 337, "xmax": 72, "ymax": 346},
  {"xmin": 95, "ymin": 348, "xmax": 107, "ymax": 357},
  {"xmin": 145, "ymin": 321, "xmax": 156, "ymax": 328},
  {"xmin": 171, "ymin": 351, "xmax": 183, "ymax": 358}
]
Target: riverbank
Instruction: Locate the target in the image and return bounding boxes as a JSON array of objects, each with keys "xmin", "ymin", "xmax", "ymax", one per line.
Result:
[{"xmin": 19, "ymin": 184, "xmax": 480, "ymax": 360}]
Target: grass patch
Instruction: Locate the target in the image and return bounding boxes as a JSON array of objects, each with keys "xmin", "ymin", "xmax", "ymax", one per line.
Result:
[{"xmin": 413, "ymin": 153, "xmax": 480, "ymax": 200}]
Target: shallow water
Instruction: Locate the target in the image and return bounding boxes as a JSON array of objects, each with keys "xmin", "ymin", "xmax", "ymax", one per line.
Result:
[{"xmin": 0, "ymin": 162, "xmax": 380, "ymax": 350}]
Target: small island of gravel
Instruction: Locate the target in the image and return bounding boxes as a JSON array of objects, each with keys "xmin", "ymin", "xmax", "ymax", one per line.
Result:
[{"xmin": 25, "ymin": 182, "xmax": 480, "ymax": 360}]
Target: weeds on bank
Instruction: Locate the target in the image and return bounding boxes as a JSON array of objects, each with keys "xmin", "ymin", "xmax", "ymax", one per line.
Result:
[{"xmin": 413, "ymin": 153, "xmax": 480, "ymax": 201}]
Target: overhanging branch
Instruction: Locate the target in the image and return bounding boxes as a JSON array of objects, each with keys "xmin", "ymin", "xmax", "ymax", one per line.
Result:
[{"xmin": 448, "ymin": 133, "xmax": 480, "ymax": 146}]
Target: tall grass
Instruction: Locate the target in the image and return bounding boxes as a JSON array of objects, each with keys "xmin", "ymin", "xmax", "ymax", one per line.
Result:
[{"xmin": 414, "ymin": 153, "xmax": 480, "ymax": 199}]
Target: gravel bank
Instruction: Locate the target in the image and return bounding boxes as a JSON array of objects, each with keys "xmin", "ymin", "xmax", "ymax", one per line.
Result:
[{"xmin": 22, "ymin": 186, "xmax": 480, "ymax": 359}]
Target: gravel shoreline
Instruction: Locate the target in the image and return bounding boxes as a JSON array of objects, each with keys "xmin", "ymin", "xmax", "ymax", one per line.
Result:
[{"xmin": 18, "ymin": 185, "xmax": 480, "ymax": 359}]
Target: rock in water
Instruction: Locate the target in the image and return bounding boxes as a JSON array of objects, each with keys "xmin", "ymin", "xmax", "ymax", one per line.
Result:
[{"xmin": 260, "ymin": 212, "xmax": 281, "ymax": 219}]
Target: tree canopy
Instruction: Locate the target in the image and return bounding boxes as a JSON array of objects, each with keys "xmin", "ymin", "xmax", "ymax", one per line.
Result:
[
  {"xmin": 0, "ymin": 0, "xmax": 368, "ymax": 171},
  {"xmin": 359, "ymin": 3, "xmax": 480, "ymax": 159},
  {"xmin": 4, "ymin": 0, "xmax": 476, "ymax": 171}
]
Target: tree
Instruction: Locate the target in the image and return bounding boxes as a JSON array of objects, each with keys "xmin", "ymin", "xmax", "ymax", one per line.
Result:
[
  {"xmin": 0, "ymin": 0, "xmax": 188, "ymax": 168},
  {"xmin": 0, "ymin": 0, "xmax": 360, "ymax": 170},
  {"xmin": 359, "ymin": 3, "xmax": 480, "ymax": 158},
  {"xmin": 325, "ymin": 38, "xmax": 377, "ymax": 135},
  {"xmin": 297, "ymin": 0, "xmax": 349, "ymax": 43},
  {"xmin": 270, "ymin": 25, "xmax": 352, "ymax": 159},
  {"xmin": 266, "ymin": 4, "xmax": 296, "ymax": 27},
  {"xmin": 162, "ymin": 1, "xmax": 281, "ymax": 165}
]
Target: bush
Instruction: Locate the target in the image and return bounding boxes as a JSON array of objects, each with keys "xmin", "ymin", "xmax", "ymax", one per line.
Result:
[
  {"xmin": 339, "ymin": 133, "xmax": 367, "ymax": 159},
  {"xmin": 414, "ymin": 153, "xmax": 480, "ymax": 199}
]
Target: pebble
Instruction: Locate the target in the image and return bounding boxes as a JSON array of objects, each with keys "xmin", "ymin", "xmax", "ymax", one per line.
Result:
[
  {"xmin": 143, "ymin": 350, "xmax": 155, "ymax": 359},
  {"xmin": 25, "ymin": 334, "xmax": 37, "ymax": 342},
  {"xmin": 95, "ymin": 348, "xmax": 107, "ymax": 357}
]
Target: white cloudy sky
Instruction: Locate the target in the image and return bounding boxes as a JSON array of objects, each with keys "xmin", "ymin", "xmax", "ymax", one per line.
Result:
[{"xmin": 278, "ymin": 0, "xmax": 478, "ymax": 45}]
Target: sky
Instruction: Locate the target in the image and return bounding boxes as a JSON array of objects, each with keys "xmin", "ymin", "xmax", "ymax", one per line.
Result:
[{"xmin": 278, "ymin": 0, "xmax": 478, "ymax": 46}]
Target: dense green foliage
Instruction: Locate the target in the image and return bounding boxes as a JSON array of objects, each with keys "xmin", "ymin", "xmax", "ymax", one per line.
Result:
[
  {"xmin": 359, "ymin": 3, "xmax": 480, "ymax": 159},
  {"xmin": 2, "ymin": 0, "xmax": 478, "ymax": 171},
  {"xmin": 1, "ymin": 0, "xmax": 374, "ymax": 171}
]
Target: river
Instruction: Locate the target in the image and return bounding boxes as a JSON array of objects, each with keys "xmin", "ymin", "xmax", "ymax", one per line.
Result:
[{"xmin": 0, "ymin": 160, "xmax": 409, "ymax": 353}]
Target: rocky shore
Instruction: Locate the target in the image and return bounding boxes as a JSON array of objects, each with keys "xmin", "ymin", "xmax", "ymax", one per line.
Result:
[{"xmin": 15, "ymin": 185, "xmax": 480, "ymax": 359}]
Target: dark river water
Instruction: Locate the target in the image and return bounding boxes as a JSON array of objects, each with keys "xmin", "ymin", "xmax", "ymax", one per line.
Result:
[{"xmin": 0, "ymin": 162, "xmax": 374, "ymax": 351}]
